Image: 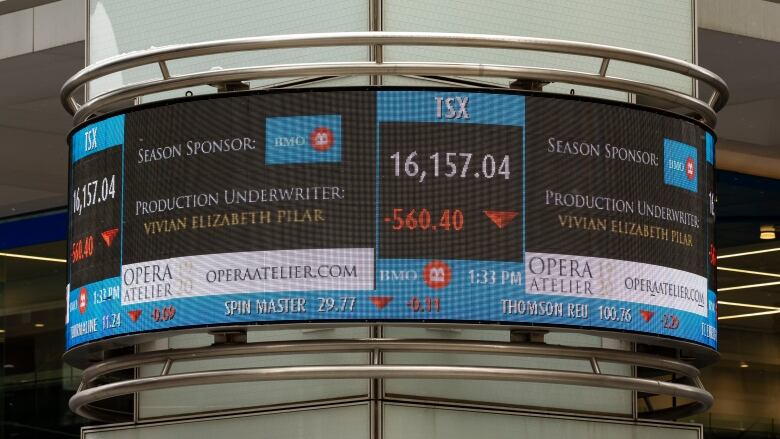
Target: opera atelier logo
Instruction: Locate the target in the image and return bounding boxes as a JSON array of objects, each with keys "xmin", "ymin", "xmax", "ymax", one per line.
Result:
[
  {"xmin": 310, "ymin": 127, "xmax": 334, "ymax": 152},
  {"xmin": 423, "ymin": 260, "xmax": 451, "ymax": 289}
]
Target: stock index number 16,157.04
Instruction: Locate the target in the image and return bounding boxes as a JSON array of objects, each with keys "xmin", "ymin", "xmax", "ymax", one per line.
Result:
[
  {"xmin": 72, "ymin": 174, "xmax": 116, "ymax": 216},
  {"xmin": 390, "ymin": 151, "xmax": 510, "ymax": 183}
]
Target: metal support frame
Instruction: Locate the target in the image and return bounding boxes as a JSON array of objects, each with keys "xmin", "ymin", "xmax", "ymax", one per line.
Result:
[
  {"xmin": 71, "ymin": 337, "xmax": 712, "ymax": 423},
  {"xmin": 369, "ymin": 327, "xmax": 383, "ymax": 439},
  {"xmin": 61, "ymin": 32, "xmax": 729, "ymax": 127},
  {"xmin": 67, "ymin": 28, "xmax": 723, "ymax": 430}
]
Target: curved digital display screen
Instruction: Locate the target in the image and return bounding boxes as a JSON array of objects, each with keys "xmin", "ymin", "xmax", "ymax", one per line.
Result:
[{"xmin": 66, "ymin": 88, "xmax": 718, "ymax": 350}]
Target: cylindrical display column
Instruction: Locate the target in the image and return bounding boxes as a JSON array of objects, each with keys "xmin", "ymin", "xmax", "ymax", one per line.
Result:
[{"xmin": 64, "ymin": 1, "xmax": 726, "ymax": 438}]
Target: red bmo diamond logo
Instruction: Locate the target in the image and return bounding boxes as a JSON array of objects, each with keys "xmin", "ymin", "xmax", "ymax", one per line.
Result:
[
  {"xmin": 310, "ymin": 127, "xmax": 334, "ymax": 152},
  {"xmin": 423, "ymin": 260, "xmax": 451, "ymax": 289},
  {"xmin": 78, "ymin": 287, "xmax": 88, "ymax": 314},
  {"xmin": 685, "ymin": 157, "xmax": 695, "ymax": 180},
  {"xmin": 709, "ymin": 243, "xmax": 717, "ymax": 266}
]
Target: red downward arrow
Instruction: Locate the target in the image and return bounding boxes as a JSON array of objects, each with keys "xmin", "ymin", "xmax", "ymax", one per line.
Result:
[
  {"xmin": 640, "ymin": 310, "xmax": 655, "ymax": 322},
  {"xmin": 101, "ymin": 228, "xmax": 119, "ymax": 247},
  {"xmin": 369, "ymin": 296, "xmax": 393, "ymax": 309},
  {"xmin": 484, "ymin": 211, "xmax": 519, "ymax": 229},
  {"xmin": 128, "ymin": 310, "xmax": 142, "ymax": 322}
]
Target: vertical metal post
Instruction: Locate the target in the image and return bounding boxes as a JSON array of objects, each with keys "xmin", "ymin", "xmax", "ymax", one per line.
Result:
[
  {"xmin": 133, "ymin": 343, "xmax": 140, "ymax": 424},
  {"xmin": 589, "ymin": 358, "xmax": 602, "ymax": 374},
  {"xmin": 370, "ymin": 325, "xmax": 384, "ymax": 439},
  {"xmin": 598, "ymin": 58, "xmax": 610, "ymax": 77},
  {"xmin": 631, "ymin": 342, "xmax": 638, "ymax": 420},
  {"xmin": 84, "ymin": 0, "xmax": 90, "ymax": 103},
  {"xmin": 369, "ymin": 0, "xmax": 383, "ymax": 86},
  {"xmin": 692, "ymin": 0, "xmax": 699, "ymax": 99},
  {"xmin": 158, "ymin": 61, "xmax": 171, "ymax": 80}
]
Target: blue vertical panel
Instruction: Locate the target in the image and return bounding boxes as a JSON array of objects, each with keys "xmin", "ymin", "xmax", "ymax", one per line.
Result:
[
  {"xmin": 705, "ymin": 132, "xmax": 715, "ymax": 165},
  {"xmin": 0, "ymin": 211, "xmax": 67, "ymax": 250}
]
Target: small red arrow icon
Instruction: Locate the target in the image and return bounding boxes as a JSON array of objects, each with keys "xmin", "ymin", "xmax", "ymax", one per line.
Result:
[
  {"xmin": 101, "ymin": 228, "xmax": 119, "ymax": 247},
  {"xmin": 709, "ymin": 243, "xmax": 717, "ymax": 266},
  {"xmin": 640, "ymin": 310, "xmax": 655, "ymax": 322},
  {"xmin": 484, "ymin": 211, "xmax": 519, "ymax": 229},
  {"xmin": 369, "ymin": 296, "xmax": 393, "ymax": 309},
  {"xmin": 128, "ymin": 310, "xmax": 142, "ymax": 322}
]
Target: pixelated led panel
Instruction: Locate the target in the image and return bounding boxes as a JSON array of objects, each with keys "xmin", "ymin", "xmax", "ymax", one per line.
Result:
[{"xmin": 65, "ymin": 88, "xmax": 717, "ymax": 351}]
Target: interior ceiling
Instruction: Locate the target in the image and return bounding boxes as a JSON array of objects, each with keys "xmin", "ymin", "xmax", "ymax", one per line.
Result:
[
  {"xmin": 696, "ymin": 29, "xmax": 780, "ymax": 331},
  {"xmin": 699, "ymin": 29, "xmax": 780, "ymax": 165},
  {"xmin": 699, "ymin": 29, "xmax": 780, "ymax": 106},
  {"xmin": 0, "ymin": 25, "xmax": 779, "ymax": 330},
  {"xmin": 0, "ymin": 41, "xmax": 82, "ymax": 218}
]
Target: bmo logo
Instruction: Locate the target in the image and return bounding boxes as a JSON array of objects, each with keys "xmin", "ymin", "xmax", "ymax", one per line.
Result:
[
  {"xmin": 663, "ymin": 139, "xmax": 698, "ymax": 193},
  {"xmin": 685, "ymin": 157, "xmax": 695, "ymax": 180},
  {"xmin": 78, "ymin": 287, "xmax": 88, "ymax": 314},
  {"xmin": 273, "ymin": 136, "xmax": 306, "ymax": 147},
  {"xmin": 310, "ymin": 127, "xmax": 334, "ymax": 151},
  {"xmin": 379, "ymin": 270, "xmax": 418, "ymax": 282},
  {"xmin": 266, "ymin": 115, "xmax": 341, "ymax": 164},
  {"xmin": 423, "ymin": 260, "xmax": 452, "ymax": 289}
]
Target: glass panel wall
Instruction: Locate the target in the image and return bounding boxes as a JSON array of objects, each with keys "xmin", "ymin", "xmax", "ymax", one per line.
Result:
[
  {"xmin": 0, "ymin": 239, "xmax": 86, "ymax": 438},
  {"xmin": 684, "ymin": 171, "xmax": 780, "ymax": 438}
]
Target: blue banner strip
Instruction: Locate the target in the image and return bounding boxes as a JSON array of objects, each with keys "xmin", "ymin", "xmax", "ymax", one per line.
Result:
[
  {"xmin": 65, "ymin": 259, "xmax": 716, "ymax": 350},
  {"xmin": 378, "ymin": 91, "xmax": 525, "ymax": 126},
  {"xmin": 65, "ymin": 287, "xmax": 718, "ymax": 349},
  {"xmin": 71, "ymin": 115, "xmax": 125, "ymax": 163}
]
